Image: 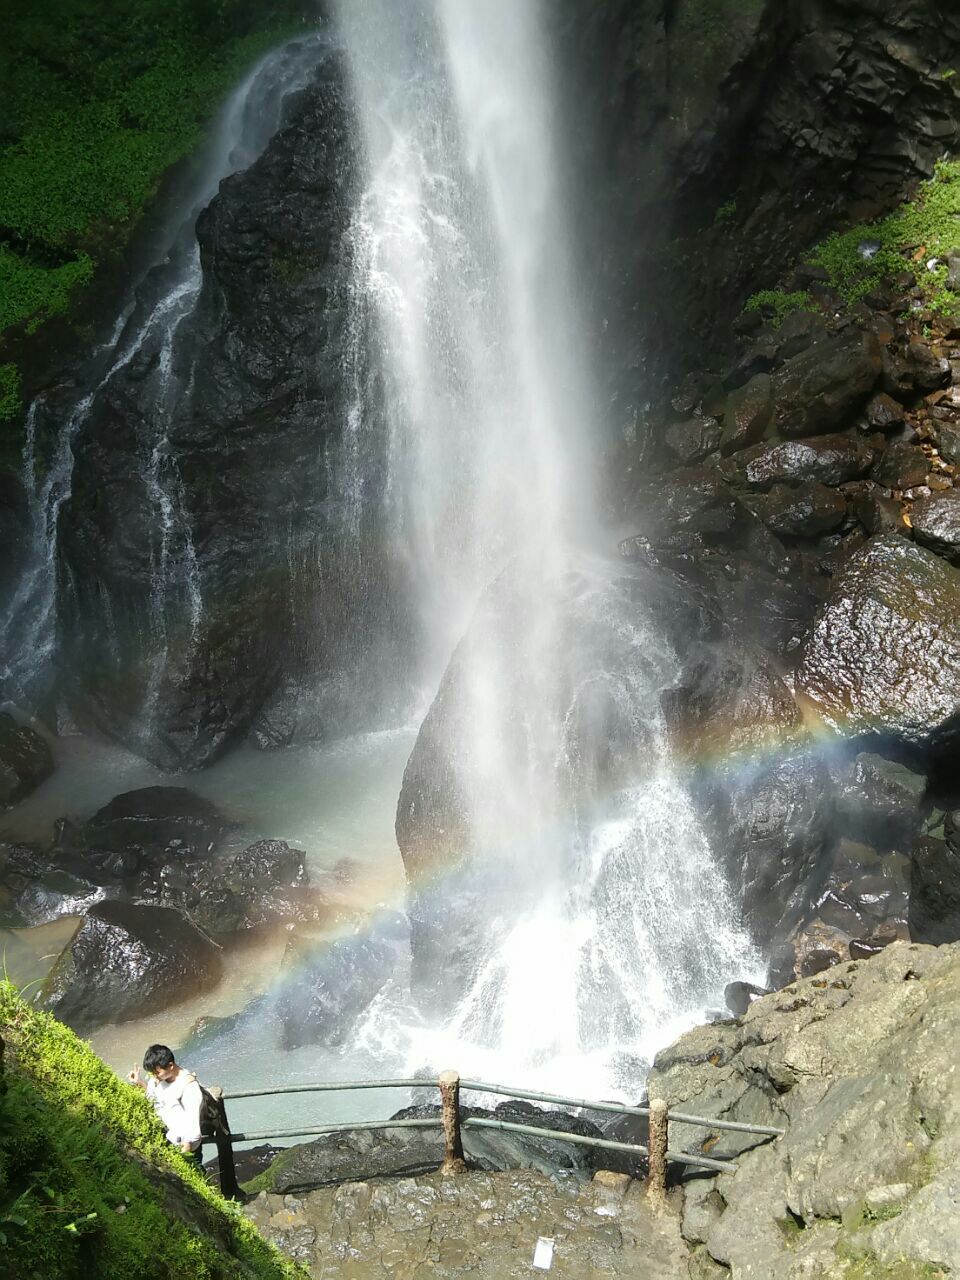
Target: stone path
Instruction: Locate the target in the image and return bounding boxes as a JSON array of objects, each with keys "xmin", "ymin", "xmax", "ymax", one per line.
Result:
[{"xmin": 243, "ymin": 1168, "xmax": 691, "ymax": 1278}]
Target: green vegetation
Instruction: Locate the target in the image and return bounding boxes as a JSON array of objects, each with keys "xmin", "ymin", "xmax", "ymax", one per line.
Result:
[
  {"xmin": 0, "ymin": 0, "xmax": 311, "ymax": 402},
  {"xmin": 812, "ymin": 159, "xmax": 960, "ymax": 315},
  {"xmin": 744, "ymin": 288, "xmax": 814, "ymax": 327},
  {"xmin": 836, "ymin": 1246, "xmax": 945, "ymax": 1280},
  {"xmin": 0, "ymin": 980, "xmax": 304, "ymax": 1279},
  {"xmin": 0, "ymin": 365, "xmax": 22, "ymax": 423},
  {"xmin": 714, "ymin": 198, "xmax": 738, "ymax": 225}
]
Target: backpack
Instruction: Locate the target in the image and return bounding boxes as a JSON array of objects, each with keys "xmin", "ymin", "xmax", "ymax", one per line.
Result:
[
  {"xmin": 199, "ymin": 1083, "xmax": 231, "ymax": 1140},
  {"xmin": 181, "ymin": 1072, "xmax": 231, "ymax": 1140}
]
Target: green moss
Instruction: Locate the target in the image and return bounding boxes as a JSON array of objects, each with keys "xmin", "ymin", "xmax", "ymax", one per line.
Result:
[
  {"xmin": 714, "ymin": 199, "xmax": 738, "ymax": 225},
  {"xmin": 0, "ymin": 980, "xmax": 305, "ymax": 1279},
  {"xmin": 744, "ymin": 288, "xmax": 814, "ymax": 327},
  {"xmin": 0, "ymin": 365, "xmax": 22, "ymax": 423},
  {"xmin": 812, "ymin": 159, "xmax": 960, "ymax": 316},
  {"xmin": 0, "ymin": 1, "xmax": 311, "ymax": 348},
  {"xmin": 836, "ymin": 1247, "xmax": 945, "ymax": 1280}
]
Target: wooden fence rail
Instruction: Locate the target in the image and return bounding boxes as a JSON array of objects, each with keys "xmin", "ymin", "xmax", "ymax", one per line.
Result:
[{"xmin": 204, "ymin": 1070, "xmax": 784, "ymax": 1203}]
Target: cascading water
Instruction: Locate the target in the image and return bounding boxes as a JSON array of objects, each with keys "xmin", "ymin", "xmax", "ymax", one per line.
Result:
[
  {"xmin": 336, "ymin": 0, "xmax": 592, "ymax": 685},
  {"xmin": 0, "ymin": 35, "xmax": 329, "ymax": 724},
  {"xmin": 331, "ymin": 0, "xmax": 764, "ymax": 1098}
]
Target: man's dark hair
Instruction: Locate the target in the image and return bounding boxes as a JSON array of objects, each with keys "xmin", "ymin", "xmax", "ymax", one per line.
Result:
[{"xmin": 143, "ymin": 1044, "xmax": 176, "ymax": 1073}]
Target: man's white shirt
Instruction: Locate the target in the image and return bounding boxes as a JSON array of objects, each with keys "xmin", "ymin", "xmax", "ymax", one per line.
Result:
[{"xmin": 146, "ymin": 1069, "xmax": 203, "ymax": 1150}]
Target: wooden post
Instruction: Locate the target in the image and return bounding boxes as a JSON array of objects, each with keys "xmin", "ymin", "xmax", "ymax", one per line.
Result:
[
  {"xmin": 438, "ymin": 1070, "xmax": 467, "ymax": 1176},
  {"xmin": 647, "ymin": 1099, "xmax": 668, "ymax": 1207},
  {"xmin": 206, "ymin": 1089, "xmax": 241, "ymax": 1200}
]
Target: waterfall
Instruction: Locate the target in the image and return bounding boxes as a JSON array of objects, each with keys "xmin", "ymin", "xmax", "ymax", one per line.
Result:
[
  {"xmin": 0, "ymin": 35, "xmax": 329, "ymax": 723},
  {"xmin": 336, "ymin": 0, "xmax": 592, "ymax": 689},
  {"xmin": 336, "ymin": 1, "xmax": 763, "ymax": 1097}
]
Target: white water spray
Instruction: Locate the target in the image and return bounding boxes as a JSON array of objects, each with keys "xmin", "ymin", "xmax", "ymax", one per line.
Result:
[{"xmin": 334, "ymin": 1, "xmax": 763, "ymax": 1098}]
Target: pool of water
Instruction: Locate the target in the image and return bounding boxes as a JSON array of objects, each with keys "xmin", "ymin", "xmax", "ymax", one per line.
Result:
[{"xmin": 4, "ymin": 725, "xmax": 423, "ymax": 1144}]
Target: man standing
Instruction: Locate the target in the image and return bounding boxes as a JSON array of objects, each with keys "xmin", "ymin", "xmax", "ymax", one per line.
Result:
[{"xmin": 128, "ymin": 1043, "xmax": 204, "ymax": 1168}]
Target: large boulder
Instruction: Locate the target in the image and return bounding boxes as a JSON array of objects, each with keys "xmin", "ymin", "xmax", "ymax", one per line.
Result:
[
  {"xmin": 695, "ymin": 750, "xmax": 834, "ymax": 946},
  {"xmin": 79, "ymin": 786, "xmax": 229, "ymax": 862},
  {"xmin": 797, "ymin": 535, "xmax": 960, "ymax": 758},
  {"xmin": 0, "ymin": 842, "xmax": 107, "ymax": 928},
  {"xmin": 662, "ymin": 641, "xmax": 802, "ymax": 763},
  {"xmin": 909, "ymin": 836, "xmax": 960, "ymax": 944},
  {"xmin": 748, "ymin": 481, "xmax": 847, "ymax": 538},
  {"xmin": 721, "ymin": 433, "xmax": 873, "ymax": 490},
  {"xmin": 40, "ymin": 901, "xmax": 222, "ymax": 1032},
  {"xmin": 648, "ymin": 942, "xmax": 960, "ymax": 1277},
  {"xmin": 719, "ymin": 373, "xmax": 773, "ymax": 455},
  {"xmin": 770, "ymin": 330, "xmax": 882, "ymax": 439},
  {"xmin": 831, "ymin": 752, "xmax": 927, "ymax": 850},
  {"xmin": 909, "ymin": 488, "xmax": 960, "ymax": 564},
  {"xmin": 0, "ymin": 714, "xmax": 54, "ymax": 812},
  {"xmin": 397, "ymin": 555, "xmax": 726, "ymax": 1016}
]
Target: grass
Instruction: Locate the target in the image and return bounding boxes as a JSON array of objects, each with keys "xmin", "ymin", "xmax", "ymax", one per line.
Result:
[
  {"xmin": 0, "ymin": 980, "xmax": 305, "ymax": 1280},
  {"xmin": 744, "ymin": 289, "xmax": 814, "ymax": 327},
  {"xmin": 0, "ymin": 0, "xmax": 312, "ymax": 401},
  {"xmin": 812, "ymin": 159, "xmax": 960, "ymax": 315}
]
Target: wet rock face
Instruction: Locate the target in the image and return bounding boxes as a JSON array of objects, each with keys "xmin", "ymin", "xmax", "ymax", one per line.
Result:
[
  {"xmin": 696, "ymin": 751, "xmax": 834, "ymax": 946},
  {"xmin": 771, "ymin": 331, "xmax": 883, "ymax": 440},
  {"xmin": 832, "ymin": 753, "xmax": 927, "ymax": 851},
  {"xmin": 909, "ymin": 836, "xmax": 960, "ymax": 944},
  {"xmin": 909, "ymin": 488, "xmax": 960, "ymax": 562},
  {"xmin": 58, "ymin": 54, "xmax": 368, "ymax": 769},
  {"xmin": 40, "ymin": 900, "xmax": 222, "ymax": 1032},
  {"xmin": 0, "ymin": 714, "xmax": 53, "ymax": 812},
  {"xmin": 721, "ymin": 434, "xmax": 873, "ymax": 491},
  {"xmin": 797, "ymin": 536, "xmax": 960, "ymax": 759},
  {"xmin": 563, "ymin": 0, "xmax": 959, "ymax": 404}
]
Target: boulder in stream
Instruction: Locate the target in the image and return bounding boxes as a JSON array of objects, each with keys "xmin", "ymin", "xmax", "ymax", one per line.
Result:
[{"xmin": 40, "ymin": 900, "xmax": 222, "ymax": 1032}]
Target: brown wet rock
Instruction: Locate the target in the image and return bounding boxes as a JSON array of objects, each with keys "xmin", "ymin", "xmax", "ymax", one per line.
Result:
[
  {"xmin": 771, "ymin": 330, "xmax": 881, "ymax": 439},
  {"xmin": 853, "ymin": 484, "xmax": 907, "ymax": 536},
  {"xmin": 909, "ymin": 488, "xmax": 960, "ymax": 564},
  {"xmin": 664, "ymin": 416, "xmax": 721, "ymax": 465},
  {"xmin": 878, "ymin": 442, "xmax": 930, "ymax": 489},
  {"xmin": 0, "ymin": 714, "xmax": 54, "ymax": 813},
  {"xmin": 720, "ymin": 373, "xmax": 773, "ymax": 455},
  {"xmin": 749, "ymin": 482, "xmax": 847, "ymax": 538},
  {"xmin": 721, "ymin": 433, "xmax": 872, "ymax": 491},
  {"xmin": 39, "ymin": 900, "xmax": 223, "ymax": 1032},
  {"xmin": 797, "ymin": 535, "xmax": 960, "ymax": 752},
  {"xmin": 865, "ymin": 391, "xmax": 906, "ymax": 433},
  {"xmin": 909, "ymin": 836, "xmax": 960, "ymax": 945}
]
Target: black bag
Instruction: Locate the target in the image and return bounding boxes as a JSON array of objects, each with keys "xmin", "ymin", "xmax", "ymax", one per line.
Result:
[{"xmin": 198, "ymin": 1083, "xmax": 231, "ymax": 1140}]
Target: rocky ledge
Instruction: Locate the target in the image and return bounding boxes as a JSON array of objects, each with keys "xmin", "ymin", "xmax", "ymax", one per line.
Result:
[{"xmin": 650, "ymin": 938, "xmax": 960, "ymax": 1279}]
